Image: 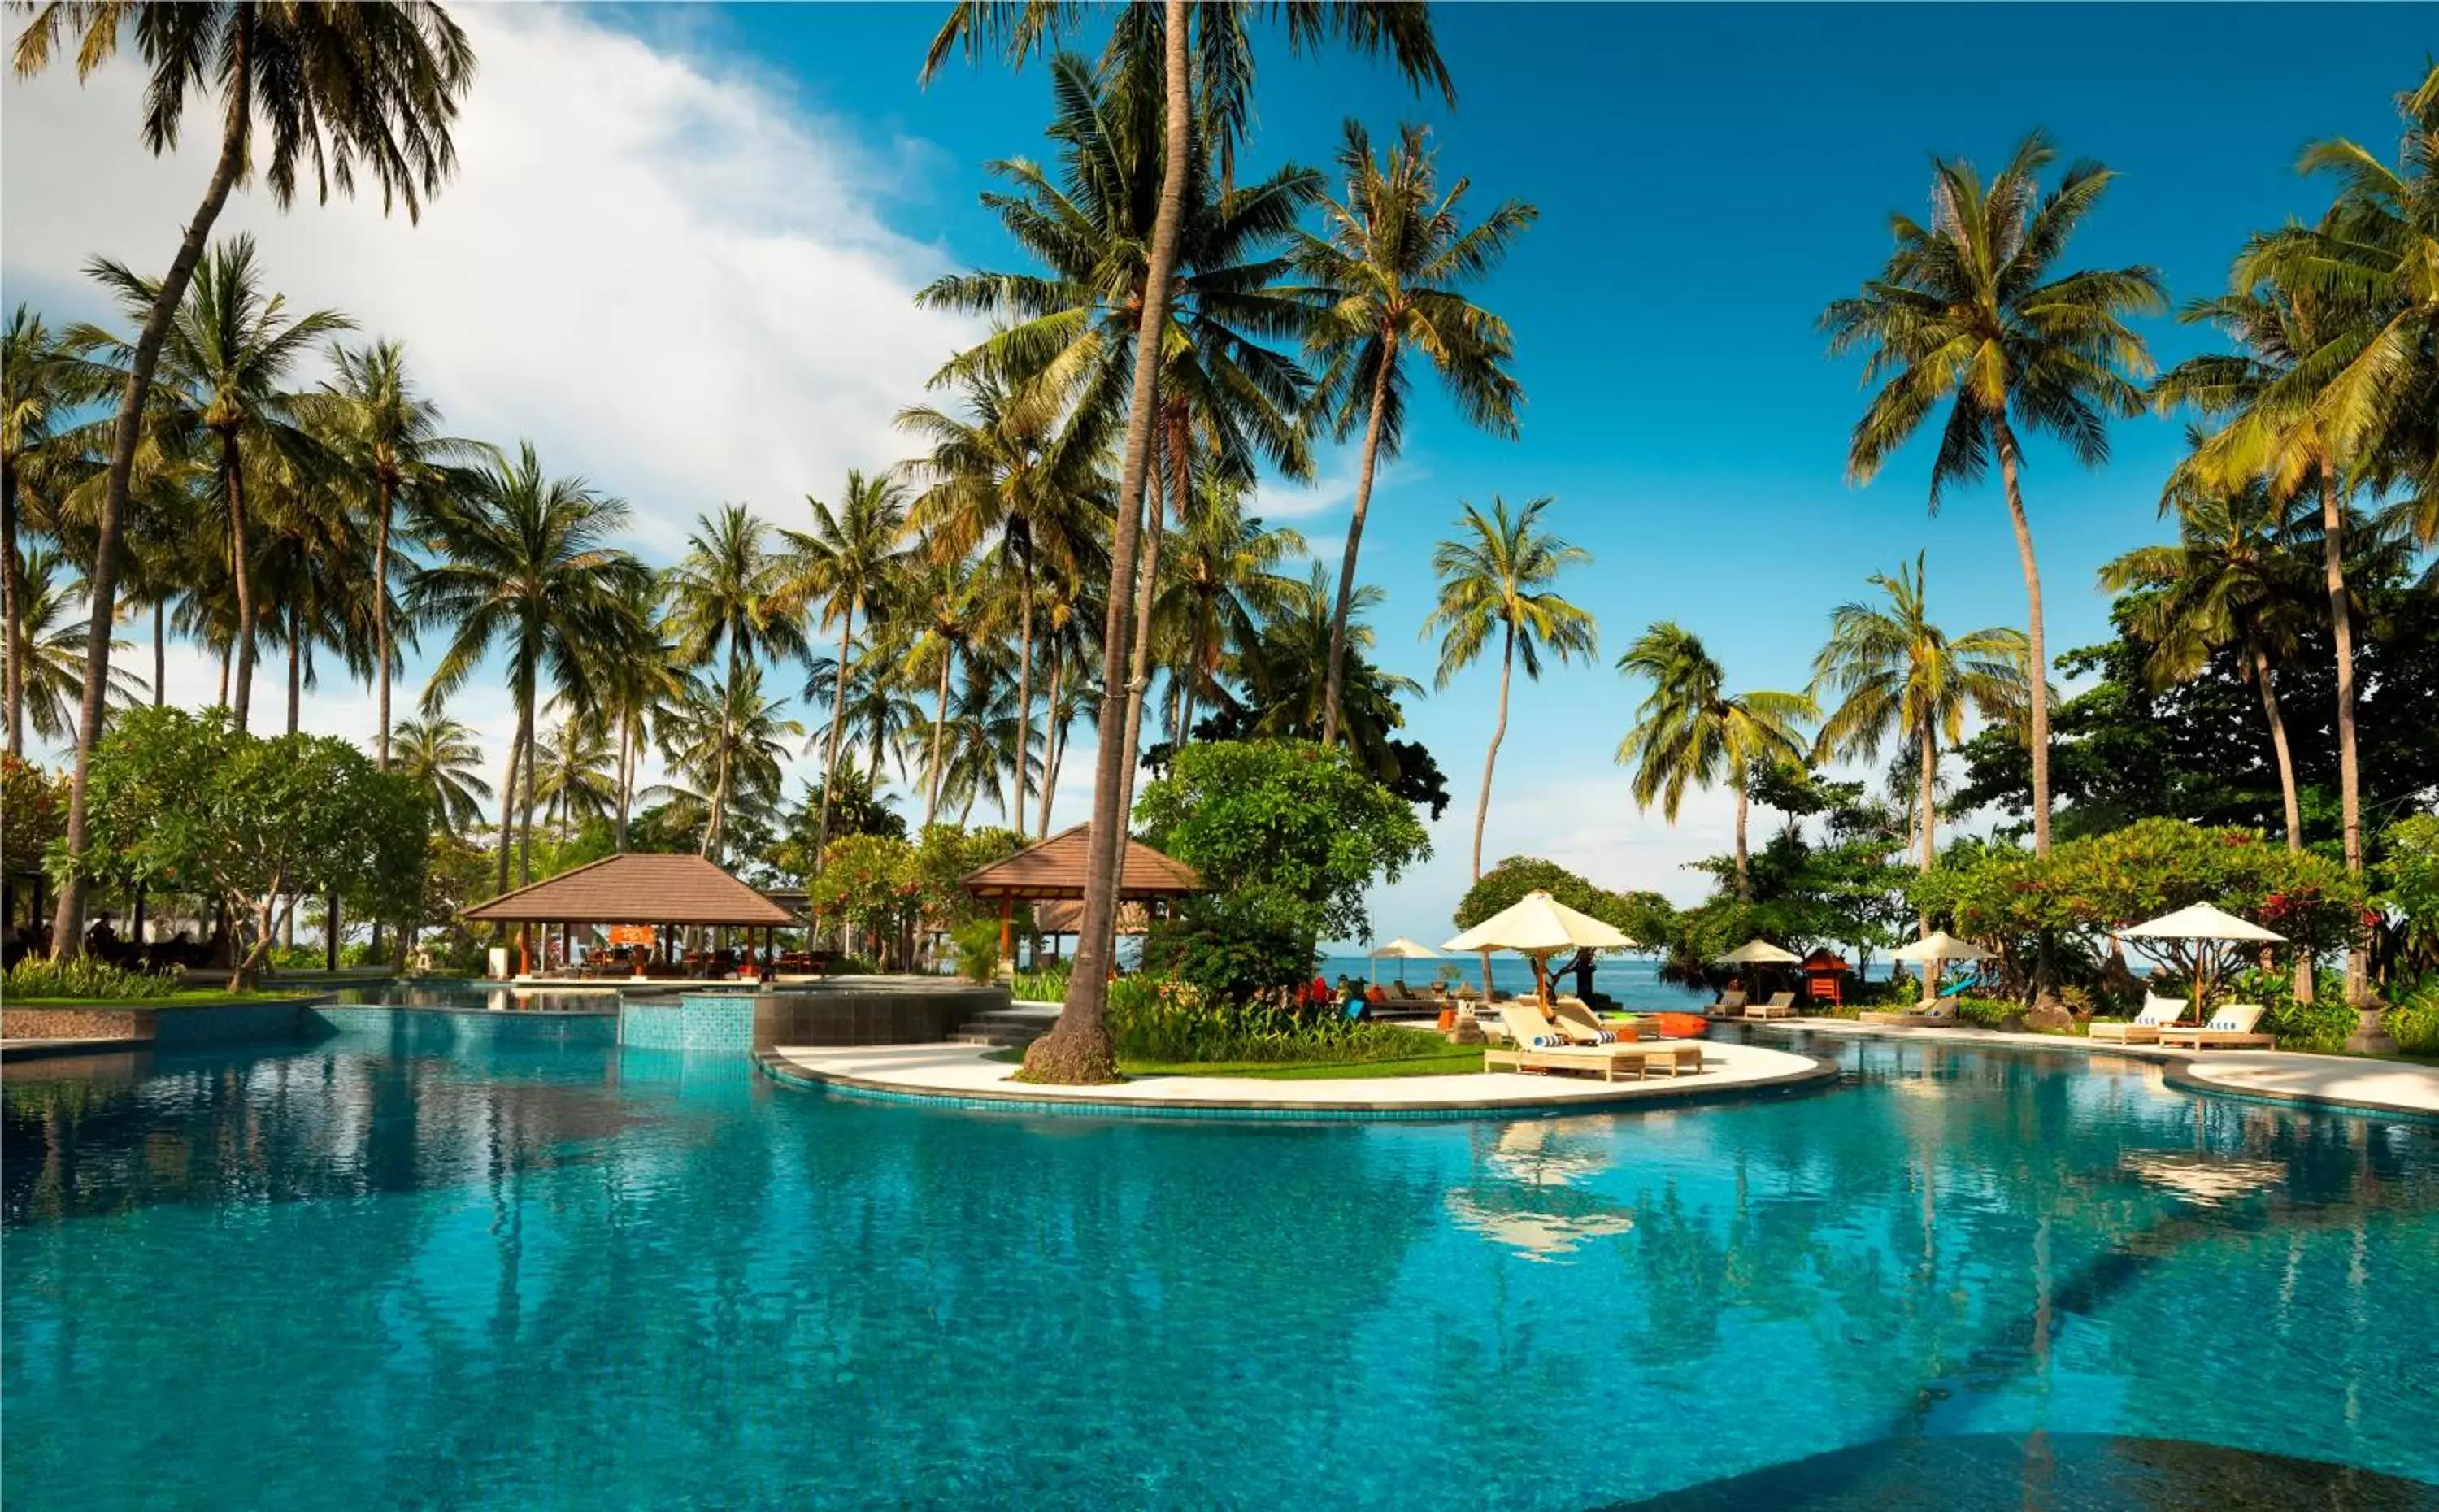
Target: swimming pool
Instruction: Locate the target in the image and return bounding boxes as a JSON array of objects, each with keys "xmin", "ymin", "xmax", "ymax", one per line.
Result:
[{"xmin": 5, "ymin": 1033, "xmax": 2434, "ymax": 1507}]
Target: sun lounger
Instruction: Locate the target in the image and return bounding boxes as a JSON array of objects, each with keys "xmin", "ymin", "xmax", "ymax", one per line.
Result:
[
  {"xmin": 2089, "ymin": 993, "xmax": 2189, "ymax": 1044},
  {"xmin": 1484, "ymin": 1005, "xmax": 1702, "ymax": 1080},
  {"xmin": 2157, "ymin": 1002, "xmax": 2273, "ymax": 1051},
  {"xmin": 1707, "ymin": 988, "xmax": 1747, "ymax": 1016},
  {"xmin": 1859, "ymin": 997, "xmax": 1963, "ymax": 1028},
  {"xmin": 1549, "ymin": 997, "xmax": 1642, "ymax": 1043},
  {"xmin": 1743, "ymin": 991, "xmax": 1798, "ymax": 1020}
]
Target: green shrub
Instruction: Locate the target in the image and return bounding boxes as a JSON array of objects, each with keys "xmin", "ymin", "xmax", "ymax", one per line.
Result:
[
  {"xmin": 1103, "ymin": 975, "xmax": 1420, "ymax": 1064},
  {"xmin": 2385, "ymin": 973, "xmax": 2439, "ymax": 1054},
  {"xmin": 2227, "ymin": 966, "xmax": 2358, "ymax": 1053},
  {"xmin": 6, "ymin": 956, "xmax": 184, "ymax": 1001},
  {"xmin": 1956, "ymin": 996, "xmax": 2016, "ymax": 1029},
  {"xmin": 950, "ymin": 919, "xmax": 1000, "ymax": 984},
  {"xmin": 1012, "ymin": 961, "xmax": 1069, "ymax": 1004},
  {"xmin": 828, "ymin": 954, "xmax": 877, "ymax": 976}
]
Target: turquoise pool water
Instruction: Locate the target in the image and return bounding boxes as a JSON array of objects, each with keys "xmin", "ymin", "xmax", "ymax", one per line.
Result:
[{"xmin": 6, "ymin": 1032, "xmax": 2436, "ymax": 1508}]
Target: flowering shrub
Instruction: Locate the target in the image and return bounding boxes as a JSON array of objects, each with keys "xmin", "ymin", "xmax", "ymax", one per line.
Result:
[{"xmin": 1103, "ymin": 975, "xmax": 1422, "ymax": 1063}]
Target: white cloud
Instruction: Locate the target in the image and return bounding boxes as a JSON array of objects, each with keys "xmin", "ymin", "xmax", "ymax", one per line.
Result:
[{"xmin": 2, "ymin": 5, "xmax": 978, "ymax": 560}]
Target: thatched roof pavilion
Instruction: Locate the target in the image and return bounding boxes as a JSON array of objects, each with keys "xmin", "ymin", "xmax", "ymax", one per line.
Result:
[
  {"xmin": 463, "ymin": 854, "xmax": 798, "ymax": 977},
  {"xmin": 962, "ymin": 824, "xmax": 1201, "ymax": 961}
]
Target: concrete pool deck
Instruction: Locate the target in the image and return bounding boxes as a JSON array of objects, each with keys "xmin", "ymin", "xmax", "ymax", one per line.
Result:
[
  {"xmin": 1737, "ymin": 1016, "xmax": 2439, "ymax": 1119},
  {"xmin": 759, "ymin": 1036, "xmax": 1835, "ymax": 1119}
]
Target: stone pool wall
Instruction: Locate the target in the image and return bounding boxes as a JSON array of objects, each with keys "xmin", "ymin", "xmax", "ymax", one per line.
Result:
[
  {"xmin": 611, "ymin": 980, "xmax": 1010, "ymax": 1053},
  {"xmin": 308, "ymin": 1004, "xmax": 618, "ymax": 1049},
  {"xmin": 4, "ymin": 997, "xmax": 322, "ymax": 1049}
]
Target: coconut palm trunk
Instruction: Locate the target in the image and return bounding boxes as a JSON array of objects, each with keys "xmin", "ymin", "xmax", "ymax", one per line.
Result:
[
  {"xmin": 1989, "ymin": 413, "xmax": 2050, "ymax": 856},
  {"xmin": 220, "ymin": 429, "xmax": 257, "ymax": 732},
  {"xmin": 615, "ymin": 712, "xmax": 634, "ymax": 852},
  {"xmin": 925, "ymin": 647, "xmax": 952, "ymax": 829},
  {"xmin": 2, "ymin": 461, "xmax": 20, "ymax": 757},
  {"xmin": 1010, "ymin": 557, "xmax": 1034, "ymax": 824},
  {"xmin": 152, "ymin": 602, "xmax": 164, "ymax": 707},
  {"xmin": 519, "ymin": 715, "xmax": 538, "ymax": 886},
  {"xmin": 1471, "ymin": 623, "xmax": 1514, "ymax": 880},
  {"xmin": 1037, "ymin": 650, "xmax": 1065, "ymax": 839},
  {"xmin": 1323, "ymin": 345, "xmax": 1396, "ymax": 748},
  {"xmin": 814, "ymin": 602, "xmax": 854, "ymax": 861},
  {"xmin": 2319, "ymin": 463, "xmax": 2368, "ymax": 1015},
  {"xmin": 48, "ymin": 8, "xmax": 255, "ymax": 961},
  {"xmin": 2248, "ymin": 641, "xmax": 2302, "ymax": 853},
  {"xmin": 372, "ymin": 476, "xmax": 394, "ymax": 770},
  {"xmin": 285, "ymin": 604, "xmax": 302, "ymax": 736},
  {"xmin": 494, "ymin": 709, "xmax": 525, "ymax": 900},
  {"xmin": 1112, "ymin": 421, "xmax": 1173, "ymax": 849},
  {"xmin": 1732, "ymin": 776, "xmax": 1753, "ymax": 902},
  {"xmin": 1024, "ymin": 0, "xmax": 1188, "ymax": 1085}
]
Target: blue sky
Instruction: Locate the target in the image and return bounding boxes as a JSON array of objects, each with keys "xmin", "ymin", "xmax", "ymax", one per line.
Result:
[{"xmin": 4, "ymin": 5, "xmax": 2428, "ymax": 945}]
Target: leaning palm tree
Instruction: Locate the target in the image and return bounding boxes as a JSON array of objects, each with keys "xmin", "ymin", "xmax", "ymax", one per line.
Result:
[
  {"xmin": 313, "ymin": 339, "xmax": 487, "ymax": 770},
  {"xmin": 389, "ymin": 712, "xmax": 492, "ymax": 838},
  {"xmin": 76, "ymin": 236, "xmax": 353, "ymax": 731},
  {"xmin": 1159, "ymin": 473, "xmax": 1305, "ymax": 745},
  {"xmin": 1810, "ymin": 554, "xmax": 2030, "ymax": 887},
  {"xmin": 1293, "ymin": 120, "xmax": 1537, "ymax": 749},
  {"xmin": 1615, "ymin": 622, "xmax": 1814, "ymax": 902},
  {"xmin": 1420, "ymin": 495, "xmax": 1597, "ymax": 880},
  {"xmin": 13, "ymin": 0, "xmax": 474, "ymax": 960},
  {"xmin": 12, "ymin": 547, "xmax": 147, "ymax": 744},
  {"xmin": 411, "ymin": 443, "xmax": 648, "ymax": 893},
  {"xmin": 923, "ymin": 0, "xmax": 1451, "ymax": 1082},
  {"xmin": 3, "ymin": 305, "xmax": 111, "ymax": 757},
  {"xmin": 781, "ymin": 471, "xmax": 911, "ymax": 856},
  {"xmin": 1820, "ymin": 131, "xmax": 2165, "ymax": 858}
]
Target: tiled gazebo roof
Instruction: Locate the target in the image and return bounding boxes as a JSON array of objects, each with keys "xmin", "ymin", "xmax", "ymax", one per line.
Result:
[
  {"xmin": 961, "ymin": 824, "xmax": 1202, "ymax": 902},
  {"xmin": 462, "ymin": 854, "xmax": 798, "ymax": 927}
]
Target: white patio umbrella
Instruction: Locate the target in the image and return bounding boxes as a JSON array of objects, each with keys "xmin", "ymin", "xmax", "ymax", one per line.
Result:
[
  {"xmin": 1887, "ymin": 930, "xmax": 1989, "ymax": 1003},
  {"xmin": 2119, "ymin": 903, "xmax": 2285, "ymax": 1006},
  {"xmin": 1444, "ymin": 891, "xmax": 1633, "ymax": 1001},
  {"xmin": 1713, "ymin": 939, "xmax": 1801, "ymax": 966},
  {"xmin": 1368, "ymin": 936, "xmax": 1438, "ymax": 986}
]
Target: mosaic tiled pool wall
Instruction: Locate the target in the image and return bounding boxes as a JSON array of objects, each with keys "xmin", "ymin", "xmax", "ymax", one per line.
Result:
[
  {"xmin": 748, "ymin": 984, "xmax": 1006, "ymax": 1049},
  {"xmin": 308, "ymin": 1004, "xmax": 619, "ymax": 1049},
  {"xmin": 618, "ymin": 995, "xmax": 756, "ymax": 1051}
]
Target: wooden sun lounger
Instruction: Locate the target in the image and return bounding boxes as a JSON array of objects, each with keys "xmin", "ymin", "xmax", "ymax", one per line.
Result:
[
  {"xmin": 1486, "ymin": 1005, "xmax": 1703, "ymax": 1080},
  {"xmin": 1859, "ymin": 997, "xmax": 1963, "ymax": 1028},
  {"xmin": 2089, "ymin": 994, "xmax": 2189, "ymax": 1044},
  {"xmin": 1743, "ymin": 992, "xmax": 1798, "ymax": 1020},
  {"xmin": 2157, "ymin": 1003, "xmax": 2273, "ymax": 1051}
]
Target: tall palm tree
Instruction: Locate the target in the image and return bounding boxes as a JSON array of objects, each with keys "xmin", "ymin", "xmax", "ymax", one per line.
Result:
[
  {"xmin": 2, "ymin": 306, "xmax": 109, "ymax": 757},
  {"xmin": 899, "ymin": 380, "xmax": 1106, "ymax": 827},
  {"xmin": 1230, "ymin": 563, "xmax": 1425, "ymax": 786},
  {"xmin": 1293, "ymin": 121, "xmax": 1536, "ymax": 751},
  {"xmin": 13, "ymin": 0, "xmax": 473, "ymax": 960},
  {"xmin": 411, "ymin": 443, "xmax": 647, "ymax": 893},
  {"xmin": 923, "ymin": 0, "xmax": 1450, "ymax": 1081},
  {"xmin": 2176, "ymin": 70, "xmax": 2437, "ymax": 1018},
  {"xmin": 1420, "ymin": 495, "xmax": 1597, "ymax": 880},
  {"xmin": 77, "ymin": 235, "xmax": 353, "ymax": 731},
  {"xmin": 1821, "ymin": 131, "xmax": 2165, "ymax": 857},
  {"xmin": 1809, "ymin": 554, "xmax": 2030, "ymax": 889},
  {"xmin": 900, "ymin": 546, "xmax": 993, "ymax": 829},
  {"xmin": 585, "ymin": 572, "xmax": 679, "ymax": 853},
  {"xmin": 532, "ymin": 715, "xmax": 620, "ymax": 846},
  {"xmin": 666, "ymin": 503, "xmax": 805, "ymax": 863},
  {"xmin": 657, "ymin": 663, "xmax": 802, "ymax": 863},
  {"xmin": 781, "ymin": 471, "xmax": 910, "ymax": 858},
  {"xmin": 314, "ymin": 339, "xmax": 485, "ymax": 770},
  {"xmin": 11, "ymin": 547, "xmax": 147, "ymax": 744},
  {"xmin": 389, "ymin": 712, "xmax": 491, "ymax": 838},
  {"xmin": 1615, "ymin": 622, "xmax": 1814, "ymax": 902},
  {"xmin": 1159, "ymin": 473, "xmax": 1304, "ymax": 745}
]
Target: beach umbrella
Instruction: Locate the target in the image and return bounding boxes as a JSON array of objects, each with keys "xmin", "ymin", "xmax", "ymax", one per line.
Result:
[
  {"xmin": 1444, "ymin": 891, "xmax": 1634, "ymax": 1001},
  {"xmin": 1368, "ymin": 936, "xmax": 1438, "ymax": 986},
  {"xmin": 2119, "ymin": 903, "xmax": 2285, "ymax": 1006},
  {"xmin": 1887, "ymin": 929, "xmax": 1988, "ymax": 1003},
  {"xmin": 1712, "ymin": 939, "xmax": 1801, "ymax": 965}
]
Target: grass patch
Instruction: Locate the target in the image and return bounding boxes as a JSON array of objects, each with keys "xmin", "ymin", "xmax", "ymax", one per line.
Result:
[{"xmin": 988, "ymin": 1037, "xmax": 1485, "ymax": 1080}]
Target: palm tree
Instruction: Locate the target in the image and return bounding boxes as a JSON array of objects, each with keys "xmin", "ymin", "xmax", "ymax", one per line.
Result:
[
  {"xmin": 1420, "ymin": 495, "xmax": 1597, "ymax": 880},
  {"xmin": 411, "ymin": 443, "xmax": 647, "ymax": 894},
  {"xmin": 656, "ymin": 663, "xmax": 802, "ymax": 864},
  {"xmin": 1615, "ymin": 623, "xmax": 1814, "ymax": 902},
  {"xmin": 532, "ymin": 715, "xmax": 620, "ymax": 846},
  {"xmin": 899, "ymin": 378, "xmax": 1106, "ymax": 827},
  {"xmin": 923, "ymin": 0, "xmax": 1450, "ymax": 1081},
  {"xmin": 77, "ymin": 235, "xmax": 354, "ymax": 731},
  {"xmin": 899, "ymin": 546, "xmax": 993, "ymax": 828},
  {"xmin": 1821, "ymin": 131, "xmax": 2166, "ymax": 857},
  {"xmin": 666, "ymin": 502, "xmax": 806, "ymax": 862},
  {"xmin": 315, "ymin": 339, "xmax": 485, "ymax": 770},
  {"xmin": 1809, "ymin": 554, "xmax": 2030, "ymax": 888},
  {"xmin": 13, "ymin": 0, "xmax": 472, "ymax": 960},
  {"xmin": 1159, "ymin": 474, "xmax": 1304, "ymax": 746},
  {"xmin": 1293, "ymin": 121, "xmax": 1536, "ymax": 749},
  {"xmin": 780, "ymin": 472, "xmax": 908, "ymax": 861},
  {"xmin": 390, "ymin": 712, "xmax": 491, "ymax": 838},
  {"xmin": 2, "ymin": 306, "xmax": 109, "ymax": 757},
  {"xmin": 585, "ymin": 572, "xmax": 679, "ymax": 853},
  {"xmin": 12, "ymin": 548, "xmax": 146, "ymax": 743},
  {"xmin": 1229, "ymin": 563, "xmax": 1425, "ymax": 786}
]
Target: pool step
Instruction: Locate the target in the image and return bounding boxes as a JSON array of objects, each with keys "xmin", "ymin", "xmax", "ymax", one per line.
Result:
[{"xmin": 950, "ymin": 1007, "xmax": 1055, "ymax": 1049}]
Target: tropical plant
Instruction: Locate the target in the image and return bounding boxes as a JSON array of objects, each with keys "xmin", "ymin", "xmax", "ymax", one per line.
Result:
[
  {"xmin": 410, "ymin": 442, "xmax": 647, "ymax": 893},
  {"xmin": 780, "ymin": 472, "xmax": 908, "ymax": 858},
  {"xmin": 532, "ymin": 716, "xmax": 619, "ymax": 845},
  {"xmin": 2, "ymin": 304, "xmax": 108, "ymax": 757},
  {"xmin": 1810, "ymin": 552, "xmax": 2029, "ymax": 890},
  {"xmin": 1615, "ymin": 622, "xmax": 1815, "ymax": 902},
  {"xmin": 666, "ymin": 502, "xmax": 806, "ymax": 865},
  {"xmin": 11, "ymin": 548, "xmax": 146, "ymax": 745},
  {"xmin": 1821, "ymin": 130, "xmax": 2166, "ymax": 857},
  {"xmin": 1421, "ymin": 494, "xmax": 1597, "ymax": 880},
  {"xmin": 1159, "ymin": 474, "xmax": 1304, "ymax": 747},
  {"xmin": 15, "ymin": 0, "xmax": 473, "ymax": 959},
  {"xmin": 1292, "ymin": 119, "xmax": 1536, "ymax": 748},
  {"xmin": 389, "ymin": 712, "xmax": 490, "ymax": 838},
  {"xmin": 654, "ymin": 662, "xmax": 802, "ymax": 863}
]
